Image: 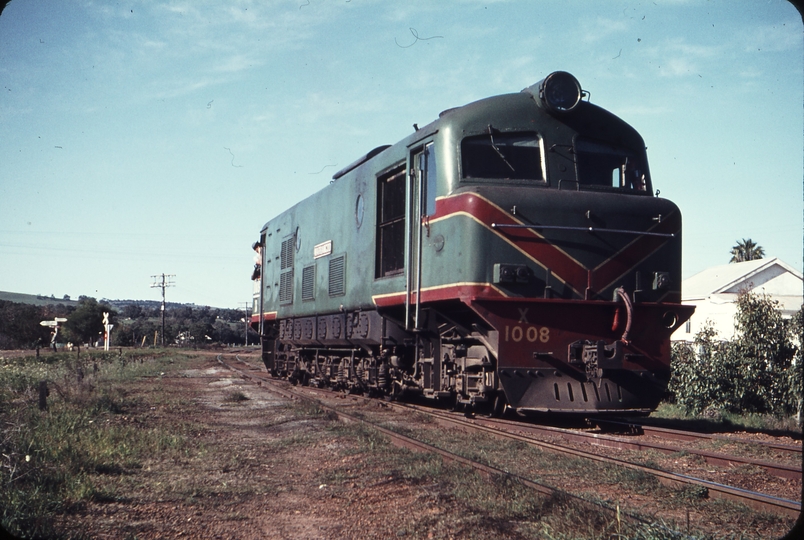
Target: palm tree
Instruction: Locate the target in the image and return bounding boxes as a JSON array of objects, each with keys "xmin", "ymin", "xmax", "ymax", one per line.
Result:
[{"xmin": 729, "ymin": 238, "xmax": 765, "ymax": 263}]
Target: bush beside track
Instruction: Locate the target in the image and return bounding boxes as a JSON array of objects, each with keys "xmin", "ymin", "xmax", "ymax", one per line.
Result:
[{"xmin": 669, "ymin": 292, "xmax": 802, "ymax": 422}]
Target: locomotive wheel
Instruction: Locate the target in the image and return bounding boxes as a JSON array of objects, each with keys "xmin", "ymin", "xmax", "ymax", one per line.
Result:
[
  {"xmin": 385, "ymin": 382, "xmax": 402, "ymax": 402},
  {"xmin": 442, "ymin": 393, "xmax": 457, "ymax": 411},
  {"xmin": 489, "ymin": 393, "xmax": 507, "ymax": 418}
]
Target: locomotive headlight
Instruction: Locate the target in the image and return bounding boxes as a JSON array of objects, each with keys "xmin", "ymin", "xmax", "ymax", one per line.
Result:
[
  {"xmin": 493, "ymin": 263, "xmax": 532, "ymax": 284},
  {"xmin": 652, "ymin": 272, "xmax": 670, "ymax": 290},
  {"xmin": 541, "ymin": 72, "xmax": 581, "ymax": 112},
  {"xmin": 662, "ymin": 311, "xmax": 678, "ymax": 329},
  {"xmin": 531, "ymin": 71, "xmax": 582, "ymax": 114}
]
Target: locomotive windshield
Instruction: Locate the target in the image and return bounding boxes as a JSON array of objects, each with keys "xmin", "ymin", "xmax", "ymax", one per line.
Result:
[
  {"xmin": 574, "ymin": 138, "xmax": 650, "ymax": 193},
  {"xmin": 461, "ymin": 131, "xmax": 544, "ymax": 181}
]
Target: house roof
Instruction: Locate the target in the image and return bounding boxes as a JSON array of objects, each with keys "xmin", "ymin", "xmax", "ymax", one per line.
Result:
[{"xmin": 682, "ymin": 258, "xmax": 803, "ymax": 300}]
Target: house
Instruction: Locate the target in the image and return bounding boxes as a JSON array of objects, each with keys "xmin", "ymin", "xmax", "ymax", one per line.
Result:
[{"xmin": 671, "ymin": 258, "xmax": 803, "ymax": 342}]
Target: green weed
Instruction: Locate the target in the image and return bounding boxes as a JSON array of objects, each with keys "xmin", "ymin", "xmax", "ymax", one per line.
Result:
[
  {"xmin": 0, "ymin": 350, "xmax": 192, "ymax": 539},
  {"xmin": 223, "ymin": 389, "xmax": 249, "ymax": 403}
]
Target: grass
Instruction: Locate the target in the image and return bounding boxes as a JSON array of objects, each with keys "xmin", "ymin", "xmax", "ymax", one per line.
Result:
[
  {"xmin": 3, "ymin": 353, "xmax": 794, "ymax": 539},
  {"xmin": 222, "ymin": 388, "xmax": 250, "ymax": 403},
  {"xmin": 320, "ymin": 421, "xmax": 710, "ymax": 540},
  {"xmin": 672, "ymin": 484, "xmax": 709, "ymax": 503},
  {"xmin": 345, "ymin": 405, "xmax": 799, "ymax": 538},
  {"xmin": 601, "ymin": 464, "xmax": 662, "ymax": 495},
  {"xmin": 0, "ymin": 349, "xmax": 195, "ymax": 539},
  {"xmin": 653, "ymin": 402, "xmax": 803, "ymax": 436}
]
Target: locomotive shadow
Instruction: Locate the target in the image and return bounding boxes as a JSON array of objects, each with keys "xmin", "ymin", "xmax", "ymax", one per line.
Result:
[
  {"xmin": 630, "ymin": 416, "xmax": 802, "ymax": 441},
  {"xmin": 400, "ymin": 391, "xmax": 594, "ymax": 430}
]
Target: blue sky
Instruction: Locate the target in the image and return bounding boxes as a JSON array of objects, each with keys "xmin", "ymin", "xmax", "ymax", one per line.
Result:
[{"xmin": 1, "ymin": 0, "xmax": 801, "ymax": 308}]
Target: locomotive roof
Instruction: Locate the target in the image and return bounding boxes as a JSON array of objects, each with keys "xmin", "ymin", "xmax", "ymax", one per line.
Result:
[
  {"xmin": 332, "ymin": 145, "xmax": 392, "ymax": 180},
  {"xmin": 261, "ymin": 73, "xmax": 646, "ymax": 233},
  {"xmin": 332, "ymin": 78, "xmax": 644, "ymax": 183}
]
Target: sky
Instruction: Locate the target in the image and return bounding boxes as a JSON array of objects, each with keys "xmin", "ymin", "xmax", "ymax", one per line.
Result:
[{"xmin": 0, "ymin": 0, "xmax": 801, "ymax": 309}]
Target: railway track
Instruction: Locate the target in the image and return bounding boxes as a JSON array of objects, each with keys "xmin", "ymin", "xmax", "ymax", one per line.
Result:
[
  {"xmin": 230, "ymin": 354, "xmax": 800, "ymax": 479},
  {"xmin": 216, "ymin": 355, "xmax": 646, "ymax": 527},
  {"xmin": 591, "ymin": 417, "xmax": 802, "ymax": 460},
  {"xmin": 389, "ymin": 403, "xmax": 801, "ymax": 518},
  {"xmin": 459, "ymin": 415, "xmax": 801, "ymax": 481},
  {"xmin": 220, "ymin": 355, "xmax": 801, "ymax": 520}
]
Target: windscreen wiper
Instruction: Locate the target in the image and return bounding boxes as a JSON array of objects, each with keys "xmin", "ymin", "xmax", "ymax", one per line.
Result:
[{"xmin": 487, "ymin": 124, "xmax": 516, "ymax": 173}]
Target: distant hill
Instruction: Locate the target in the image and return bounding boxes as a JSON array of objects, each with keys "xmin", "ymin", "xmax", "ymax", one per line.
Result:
[
  {"xmin": 0, "ymin": 291, "xmax": 218, "ymax": 311},
  {"xmin": 0, "ymin": 291, "xmax": 78, "ymax": 307},
  {"xmin": 102, "ymin": 299, "xmax": 214, "ymax": 311}
]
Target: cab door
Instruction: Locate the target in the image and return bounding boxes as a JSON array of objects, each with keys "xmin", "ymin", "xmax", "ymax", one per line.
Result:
[
  {"xmin": 407, "ymin": 142, "xmax": 441, "ymax": 390},
  {"xmin": 406, "ymin": 142, "xmax": 437, "ymax": 330}
]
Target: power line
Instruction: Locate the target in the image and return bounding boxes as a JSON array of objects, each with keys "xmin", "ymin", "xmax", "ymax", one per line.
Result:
[
  {"xmin": 0, "ymin": 242, "xmax": 245, "ymax": 262},
  {"xmin": 151, "ymin": 273, "xmax": 175, "ymax": 347},
  {"xmin": 239, "ymin": 301, "xmax": 250, "ymax": 346}
]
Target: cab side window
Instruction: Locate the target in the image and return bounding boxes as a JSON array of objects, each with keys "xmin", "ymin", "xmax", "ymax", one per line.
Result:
[{"xmin": 375, "ymin": 165, "xmax": 406, "ymax": 277}]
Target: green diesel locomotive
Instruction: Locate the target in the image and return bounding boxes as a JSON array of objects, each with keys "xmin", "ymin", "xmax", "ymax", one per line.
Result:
[{"xmin": 251, "ymin": 71, "xmax": 693, "ymax": 416}]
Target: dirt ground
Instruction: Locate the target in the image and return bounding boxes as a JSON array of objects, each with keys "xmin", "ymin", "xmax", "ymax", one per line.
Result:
[
  {"xmin": 37, "ymin": 352, "xmax": 799, "ymax": 540},
  {"xmin": 50, "ymin": 354, "xmax": 478, "ymax": 540}
]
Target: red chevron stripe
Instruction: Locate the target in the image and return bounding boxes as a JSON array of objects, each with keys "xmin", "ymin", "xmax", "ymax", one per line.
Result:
[
  {"xmin": 434, "ymin": 192, "xmax": 679, "ymax": 299},
  {"xmin": 592, "ymin": 213, "xmax": 679, "ymax": 293},
  {"xmin": 435, "ymin": 193, "xmax": 589, "ymax": 296}
]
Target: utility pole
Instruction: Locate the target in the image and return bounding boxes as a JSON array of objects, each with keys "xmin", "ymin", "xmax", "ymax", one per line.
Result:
[
  {"xmin": 151, "ymin": 274, "xmax": 175, "ymax": 347},
  {"xmin": 239, "ymin": 302, "xmax": 250, "ymax": 346}
]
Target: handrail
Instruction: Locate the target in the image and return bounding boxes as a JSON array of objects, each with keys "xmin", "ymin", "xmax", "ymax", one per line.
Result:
[{"xmin": 491, "ymin": 223, "xmax": 675, "ymax": 238}]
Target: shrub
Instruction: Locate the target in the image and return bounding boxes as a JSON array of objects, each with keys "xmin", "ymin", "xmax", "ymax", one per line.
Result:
[{"xmin": 669, "ymin": 292, "xmax": 801, "ymax": 418}]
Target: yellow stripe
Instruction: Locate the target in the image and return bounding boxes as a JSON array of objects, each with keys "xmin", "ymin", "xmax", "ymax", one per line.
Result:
[{"xmin": 371, "ymin": 281, "xmax": 508, "ymax": 305}]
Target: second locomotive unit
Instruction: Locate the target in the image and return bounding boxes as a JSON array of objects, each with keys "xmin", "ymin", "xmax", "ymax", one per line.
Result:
[{"xmin": 251, "ymin": 71, "xmax": 693, "ymax": 416}]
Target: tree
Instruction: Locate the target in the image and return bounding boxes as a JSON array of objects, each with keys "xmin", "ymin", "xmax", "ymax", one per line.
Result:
[
  {"xmin": 669, "ymin": 292, "xmax": 800, "ymax": 416},
  {"xmin": 731, "ymin": 292, "xmax": 796, "ymax": 413},
  {"xmin": 790, "ymin": 308, "xmax": 804, "ymax": 422},
  {"xmin": 0, "ymin": 300, "xmax": 52, "ymax": 349},
  {"xmin": 121, "ymin": 304, "xmax": 144, "ymax": 319},
  {"xmin": 63, "ymin": 297, "xmax": 117, "ymax": 346},
  {"xmin": 729, "ymin": 238, "xmax": 765, "ymax": 263}
]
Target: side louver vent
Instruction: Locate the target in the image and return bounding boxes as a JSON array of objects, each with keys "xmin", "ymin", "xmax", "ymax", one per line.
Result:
[
  {"xmin": 279, "ymin": 271, "xmax": 293, "ymax": 305},
  {"xmin": 280, "ymin": 238, "xmax": 294, "ymax": 270},
  {"xmin": 301, "ymin": 265, "xmax": 315, "ymax": 301},
  {"xmin": 279, "ymin": 236, "xmax": 295, "ymax": 305},
  {"xmin": 329, "ymin": 255, "xmax": 346, "ymax": 297}
]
